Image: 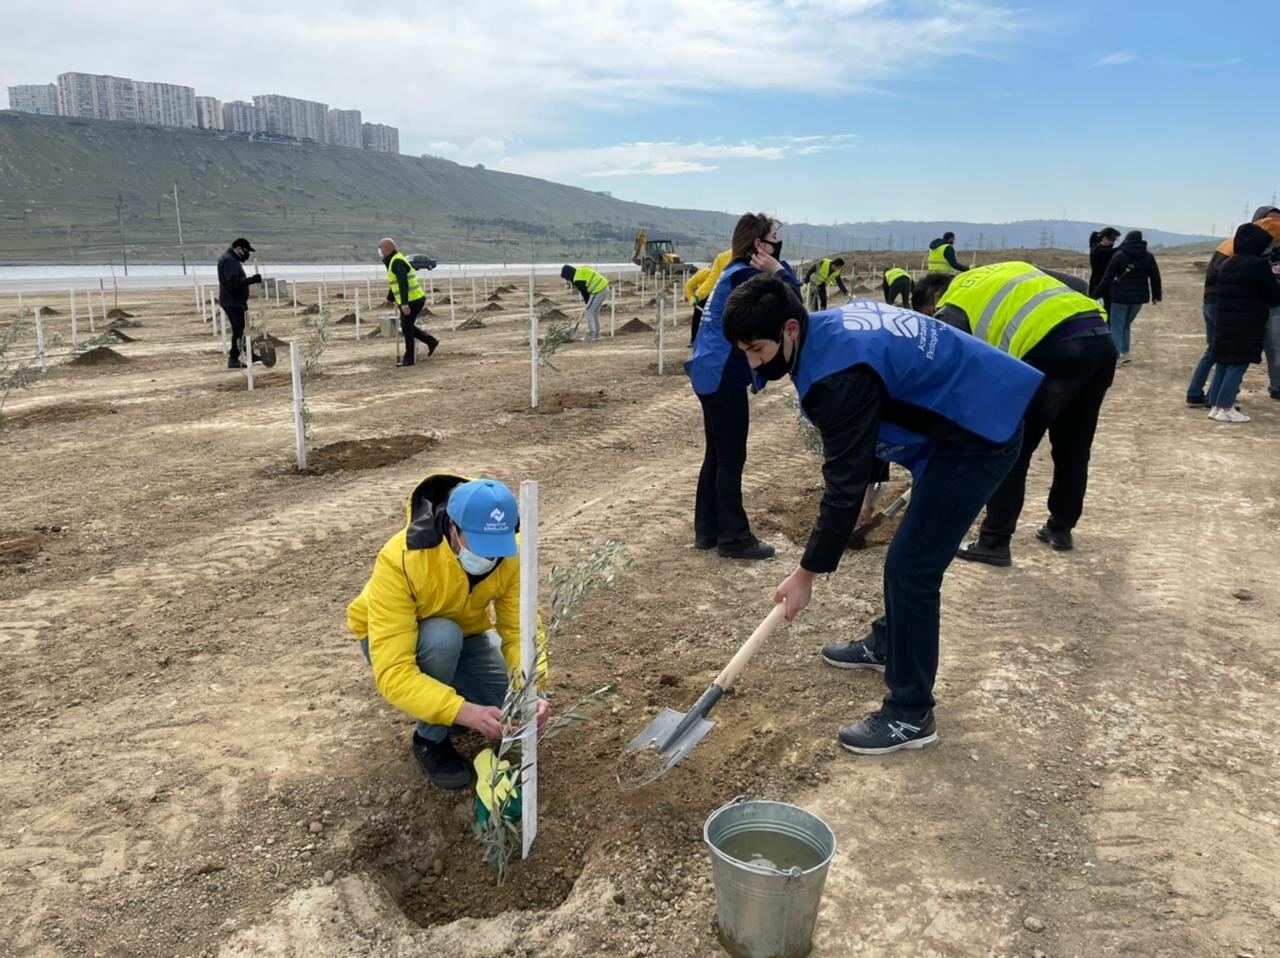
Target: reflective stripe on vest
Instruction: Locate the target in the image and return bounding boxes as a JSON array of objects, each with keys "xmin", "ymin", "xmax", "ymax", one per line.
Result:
[
  {"xmin": 816, "ymin": 258, "xmax": 840, "ymax": 285},
  {"xmin": 574, "ymin": 266, "xmax": 609, "ymax": 295},
  {"xmin": 939, "ymin": 261, "xmax": 1101, "ymax": 359},
  {"xmin": 386, "ymin": 251, "xmax": 425, "ymax": 305},
  {"xmin": 884, "ymin": 267, "xmax": 910, "ymax": 285},
  {"xmin": 928, "ymin": 244, "xmax": 956, "ymax": 273}
]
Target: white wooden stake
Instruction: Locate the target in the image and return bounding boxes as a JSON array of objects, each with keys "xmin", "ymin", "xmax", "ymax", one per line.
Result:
[
  {"xmin": 219, "ymin": 308, "xmax": 228, "ymax": 352},
  {"xmin": 318, "ymin": 285, "xmax": 324, "ymax": 312},
  {"xmin": 530, "ymin": 292, "xmax": 539, "ymax": 409},
  {"xmin": 355, "ymin": 288, "xmax": 362, "ymax": 340},
  {"xmin": 610, "ymin": 283, "xmax": 616, "ymax": 337},
  {"xmin": 34, "ymin": 307, "xmax": 47, "ymax": 373},
  {"xmin": 290, "ymin": 341, "xmax": 307, "ymax": 471},
  {"xmin": 17, "ymin": 291, "xmax": 22, "ymax": 317},
  {"xmin": 341, "ymin": 264, "xmax": 348, "ymax": 301},
  {"xmin": 86, "ymin": 290, "xmax": 95, "ymax": 332},
  {"xmin": 245, "ymin": 334, "xmax": 254, "ymax": 391},
  {"xmin": 429, "ymin": 276, "xmax": 434, "ymax": 300},
  {"xmin": 471, "ymin": 276, "xmax": 477, "ymax": 310},
  {"xmin": 99, "ymin": 281, "xmax": 107, "ymax": 321},
  {"xmin": 448, "ymin": 274, "xmax": 457, "ymax": 331},
  {"xmin": 365, "ymin": 276, "xmax": 371, "ymax": 305},
  {"xmin": 657, "ymin": 296, "xmax": 665, "ymax": 375},
  {"xmin": 518, "ymin": 479, "xmax": 540, "ymax": 860},
  {"xmin": 292, "ymin": 284, "xmax": 298, "ymax": 317},
  {"xmin": 672, "ymin": 282, "xmax": 679, "ymax": 327},
  {"xmin": 193, "ymin": 276, "xmax": 202, "ymax": 317},
  {"xmin": 70, "ymin": 290, "xmax": 77, "ymax": 346}
]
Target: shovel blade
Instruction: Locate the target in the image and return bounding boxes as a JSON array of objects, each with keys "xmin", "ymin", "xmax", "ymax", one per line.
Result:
[{"xmin": 620, "ymin": 707, "xmax": 716, "ymax": 788}]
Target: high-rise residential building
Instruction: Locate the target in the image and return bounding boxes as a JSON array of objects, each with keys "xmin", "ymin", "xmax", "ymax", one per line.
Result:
[
  {"xmin": 253, "ymin": 94, "xmax": 328, "ymax": 142},
  {"xmin": 361, "ymin": 122, "xmax": 399, "ymax": 154},
  {"xmin": 57, "ymin": 72, "xmax": 137, "ymax": 121},
  {"xmin": 135, "ymin": 81, "xmax": 196, "ymax": 128},
  {"xmin": 326, "ymin": 108, "xmax": 362, "ymax": 148},
  {"xmin": 7, "ymin": 84, "xmax": 58, "ymax": 115},
  {"xmin": 195, "ymin": 96, "xmax": 222, "ymax": 130},
  {"xmin": 222, "ymin": 100, "xmax": 264, "ymax": 134}
]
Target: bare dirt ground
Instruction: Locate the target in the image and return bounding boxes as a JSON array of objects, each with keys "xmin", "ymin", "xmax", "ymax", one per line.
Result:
[{"xmin": 1, "ymin": 256, "xmax": 1277, "ymax": 958}]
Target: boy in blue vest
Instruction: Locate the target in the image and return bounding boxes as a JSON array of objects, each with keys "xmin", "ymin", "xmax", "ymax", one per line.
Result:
[{"xmin": 721, "ymin": 273, "xmax": 1042, "ymax": 755}]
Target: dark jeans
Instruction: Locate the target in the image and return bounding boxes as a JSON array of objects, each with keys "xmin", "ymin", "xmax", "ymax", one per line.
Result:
[
  {"xmin": 225, "ymin": 306, "xmax": 247, "ymax": 362},
  {"xmin": 689, "ymin": 303, "xmax": 704, "ymax": 346},
  {"xmin": 1207, "ymin": 362, "xmax": 1248, "ymax": 409},
  {"xmin": 399, "ymin": 298, "xmax": 438, "ymax": 363},
  {"xmin": 814, "ymin": 284, "xmax": 829, "ymax": 310},
  {"xmin": 695, "ymin": 383, "xmax": 753, "ymax": 546},
  {"xmin": 865, "ymin": 425, "xmax": 1023, "ymax": 716},
  {"xmin": 1186, "ymin": 303, "xmax": 1217, "ymax": 402},
  {"xmin": 883, "ymin": 278, "xmax": 911, "ymax": 307},
  {"xmin": 978, "ymin": 331, "xmax": 1116, "ymax": 545}
]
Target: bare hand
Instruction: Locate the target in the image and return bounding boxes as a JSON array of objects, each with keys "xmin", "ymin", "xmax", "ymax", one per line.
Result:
[
  {"xmin": 536, "ymin": 698, "xmax": 550, "ymax": 734},
  {"xmin": 456, "ymin": 702, "xmax": 503, "ymax": 739},
  {"xmin": 749, "ymin": 250, "xmax": 782, "ymax": 275},
  {"xmin": 774, "ymin": 567, "xmax": 816, "ymax": 622},
  {"xmin": 858, "ymin": 502, "xmax": 875, "ymax": 527},
  {"xmin": 401, "ymin": 304, "xmax": 411, "ymax": 316}
]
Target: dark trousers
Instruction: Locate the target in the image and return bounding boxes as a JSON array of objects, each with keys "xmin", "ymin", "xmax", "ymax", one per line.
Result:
[
  {"xmin": 883, "ymin": 278, "xmax": 912, "ymax": 307},
  {"xmin": 978, "ymin": 331, "xmax": 1116, "ymax": 546},
  {"xmin": 694, "ymin": 383, "xmax": 753, "ymax": 546},
  {"xmin": 689, "ymin": 303, "xmax": 704, "ymax": 346},
  {"xmin": 399, "ymin": 299, "xmax": 438, "ymax": 363},
  {"xmin": 225, "ymin": 306, "xmax": 247, "ymax": 362},
  {"xmin": 814, "ymin": 284, "xmax": 829, "ymax": 310},
  {"xmin": 866, "ymin": 425, "xmax": 1023, "ymax": 716}
]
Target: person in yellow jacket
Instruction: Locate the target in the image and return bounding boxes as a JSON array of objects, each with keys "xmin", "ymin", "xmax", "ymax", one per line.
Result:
[
  {"xmin": 378, "ymin": 237, "xmax": 438, "ymax": 367},
  {"xmin": 882, "ymin": 266, "xmax": 913, "ymax": 307},
  {"xmin": 689, "ymin": 248, "xmax": 732, "ymax": 347},
  {"xmin": 912, "ymin": 263, "xmax": 1116, "ymax": 567},
  {"xmin": 684, "ymin": 267, "xmax": 710, "ymax": 345},
  {"xmin": 560, "ymin": 264, "xmax": 610, "ymax": 342},
  {"xmin": 347, "ymin": 474, "xmax": 549, "ymax": 789}
]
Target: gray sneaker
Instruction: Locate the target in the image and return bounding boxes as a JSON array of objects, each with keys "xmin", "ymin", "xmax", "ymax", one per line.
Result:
[{"xmin": 821, "ymin": 638, "xmax": 886, "ymax": 672}]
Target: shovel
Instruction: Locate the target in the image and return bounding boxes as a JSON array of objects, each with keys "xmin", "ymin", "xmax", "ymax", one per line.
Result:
[
  {"xmin": 848, "ymin": 485, "xmax": 912, "ymax": 548},
  {"xmin": 619, "ymin": 603, "xmax": 789, "ymax": 789}
]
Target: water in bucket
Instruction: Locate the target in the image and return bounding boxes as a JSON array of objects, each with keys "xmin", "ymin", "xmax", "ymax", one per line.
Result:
[{"xmin": 704, "ymin": 799, "xmax": 836, "ymax": 958}]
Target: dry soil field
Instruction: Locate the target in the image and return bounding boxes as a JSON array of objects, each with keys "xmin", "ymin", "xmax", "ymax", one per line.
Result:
[{"xmin": 1, "ymin": 257, "xmax": 1277, "ymax": 958}]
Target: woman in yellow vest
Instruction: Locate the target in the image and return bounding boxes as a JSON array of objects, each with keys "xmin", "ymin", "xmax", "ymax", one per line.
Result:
[
  {"xmin": 560, "ymin": 264, "xmax": 609, "ymax": 342},
  {"xmin": 912, "ymin": 263, "xmax": 1116, "ymax": 566},
  {"xmin": 378, "ymin": 237, "xmax": 438, "ymax": 367}
]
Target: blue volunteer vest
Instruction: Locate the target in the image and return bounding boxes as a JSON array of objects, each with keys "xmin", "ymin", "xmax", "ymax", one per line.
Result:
[
  {"xmin": 793, "ymin": 301, "xmax": 1043, "ymax": 477},
  {"xmin": 686, "ymin": 260, "xmax": 799, "ymax": 395}
]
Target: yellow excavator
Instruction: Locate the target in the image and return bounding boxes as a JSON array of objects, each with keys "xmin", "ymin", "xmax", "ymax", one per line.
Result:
[{"xmin": 633, "ymin": 230, "xmax": 696, "ymax": 279}]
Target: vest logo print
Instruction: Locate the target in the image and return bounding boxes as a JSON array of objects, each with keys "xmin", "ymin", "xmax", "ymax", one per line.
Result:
[{"xmin": 840, "ymin": 301, "xmax": 941, "ymax": 359}]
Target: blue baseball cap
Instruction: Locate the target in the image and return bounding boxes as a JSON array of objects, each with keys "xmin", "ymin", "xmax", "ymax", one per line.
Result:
[{"xmin": 446, "ymin": 479, "xmax": 519, "ymax": 558}]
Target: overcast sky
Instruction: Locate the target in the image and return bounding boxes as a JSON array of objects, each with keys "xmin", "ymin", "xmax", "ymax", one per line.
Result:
[{"xmin": 4, "ymin": 0, "xmax": 1274, "ymax": 235}]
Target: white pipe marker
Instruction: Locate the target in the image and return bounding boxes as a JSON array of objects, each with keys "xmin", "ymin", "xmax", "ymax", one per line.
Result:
[
  {"xmin": 518, "ymin": 479, "xmax": 540, "ymax": 860},
  {"xmin": 35, "ymin": 307, "xmax": 47, "ymax": 373},
  {"xmin": 290, "ymin": 341, "xmax": 307, "ymax": 470}
]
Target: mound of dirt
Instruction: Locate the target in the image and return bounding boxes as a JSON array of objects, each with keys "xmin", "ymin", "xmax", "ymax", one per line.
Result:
[
  {"xmin": 303, "ymin": 434, "xmax": 438, "ymax": 475},
  {"xmin": 619, "ymin": 318, "xmax": 653, "ymax": 334},
  {"xmin": 536, "ymin": 297, "xmax": 558, "ymax": 308},
  {"xmin": 105, "ymin": 329, "xmax": 135, "ymax": 343},
  {"xmin": 336, "ymin": 313, "xmax": 358, "ymax": 325},
  {"xmin": 38, "ymin": 306, "xmax": 61, "ymax": 315},
  {"xmin": 105, "ymin": 308, "xmax": 135, "ymax": 320},
  {"xmin": 332, "ymin": 292, "xmax": 345, "ymax": 300},
  {"xmin": 486, "ymin": 293, "xmax": 503, "ymax": 302},
  {"xmin": 70, "ymin": 346, "xmax": 129, "ymax": 366},
  {"xmin": 758, "ymin": 480, "xmax": 908, "ymax": 550},
  {"xmin": 107, "ymin": 317, "xmax": 142, "ymax": 331},
  {"xmin": 509, "ymin": 389, "xmax": 607, "ymax": 415},
  {"xmin": 254, "ymin": 333, "xmax": 291, "ymax": 348},
  {"xmin": 479, "ymin": 302, "xmax": 504, "ymax": 313},
  {"xmin": 433, "ymin": 296, "xmax": 453, "ymax": 305},
  {"xmin": 4, "ymin": 401, "xmax": 117, "ymax": 427},
  {"xmin": 302, "ymin": 304, "xmax": 320, "ymax": 315},
  {"xmin": 457, "ymin": 317, "xmax": 486, "ymax": 330},
  {"xmin": 495, "ymin": 284, "xmax": 518, "ymax": 294},
  {"xmin": 541, "ymin": 308, "xmax": 570, "ymax": 322},
  {"xmin": 0, "ymin": 529, "xmax": 46, "ymax": 566}
]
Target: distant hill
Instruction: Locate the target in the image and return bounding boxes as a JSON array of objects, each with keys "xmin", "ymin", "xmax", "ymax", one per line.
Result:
[{"xmin": 0, "ymin": 112, "xmax": 1219, "ymax": 266}]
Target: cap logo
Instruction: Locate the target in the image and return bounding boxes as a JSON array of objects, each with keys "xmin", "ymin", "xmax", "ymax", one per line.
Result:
[{"xmin": 490, "ymin": 508, "xmax": 506, "ymax": 523}]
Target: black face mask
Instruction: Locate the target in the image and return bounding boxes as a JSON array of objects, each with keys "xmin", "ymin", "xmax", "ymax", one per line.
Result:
[
  {"xmin": 754, "ymin": 336, "xmax": 793, "ymax": 381},
  {"xmin": 769, "ymin": 240, "xmax": 783, "ymax": 259}
]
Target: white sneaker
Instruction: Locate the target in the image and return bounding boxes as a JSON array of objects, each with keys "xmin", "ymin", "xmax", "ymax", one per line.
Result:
[
  {"xmin": 1221, "ymin": 407, "xmax": 1251, "ymax": 423},
  {"xmin": 1208, "ymin": 407, "xmax": 1224, "ymax": 420},
  {"xmin": 1119, "ymin": 353, "xmax": 1132, "ymax": 365}
]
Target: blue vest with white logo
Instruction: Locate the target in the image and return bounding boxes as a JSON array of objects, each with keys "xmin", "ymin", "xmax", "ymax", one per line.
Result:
[
  {"xmin": 687, "ymin": 260, "xmax": 799, "ymax": 395},
  {"xmin": 793, "ymin": 301, "xmax": 1043, "ymax": 477}
]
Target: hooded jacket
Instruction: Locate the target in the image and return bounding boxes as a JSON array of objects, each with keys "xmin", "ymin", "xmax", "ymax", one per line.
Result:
[
  {"xmin": 928, "ymin": 237, "xmax": 968, "ymax": 272},
  {"xmin": 1098, "ymin": 236, "xmax": 1162, "ymax": 305},
  {"xmin": 695, "ymin": 249, "xmax": 733, "ymax": 302},
  {"xmin": 346, "ymin": 474, "xmax": 545, "ymax": 727},
  {"xmin": 217, "ymin": 247, "xmax": 259, "ymax": 309},
  {"xmin": 1088, "ymin": 243, "xmax": 1117, "ymax": 300},
  {"xmin": 1212, "ymin": 223, "xmax": 1280, "ymax": 365},
  {"xmin": 1203, "ymin": 210, "xmax": 1280, "ymax": 306}
]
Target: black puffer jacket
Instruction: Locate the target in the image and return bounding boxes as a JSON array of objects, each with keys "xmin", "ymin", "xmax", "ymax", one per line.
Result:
[
  {"xmin": 1088, "ymin": 244, "xmax": 1116, "ymax": 299},
  {"xmin": 1098, "ymin": 237, "xmax": 1162, "ymax": 304},
  {"xmin": 1212, "ymin": 223, "xmax": 1280, "ymax": 365}
]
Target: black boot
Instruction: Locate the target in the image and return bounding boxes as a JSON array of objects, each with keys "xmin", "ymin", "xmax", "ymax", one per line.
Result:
[
  {"xmin": 411, "ymin": 733, "xmax": 470, "ymax": 789},
  {"xmin": 717, "ymin": 538, "xmax": 776, "ymax": 560},
  {"xmin": 956, "ymin": 538, "xmax": 1011, "ymax": 567},
  {"xmin": 1035, "ymin": 522, "xmax": 1074, "ymax": 551}
]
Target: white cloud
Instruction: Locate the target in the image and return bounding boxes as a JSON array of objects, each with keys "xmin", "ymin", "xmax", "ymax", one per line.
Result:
[
  {"xmin": 1, "ymin": 0, "xmax": 1034, "ymax": 147},
  {"xmin": 1095, "ymin": 50, "xmax": 1137, "ymax": 67},
  {"xmin": 438, "ymin": 133, "xmax": 859, "ymax": 179}
]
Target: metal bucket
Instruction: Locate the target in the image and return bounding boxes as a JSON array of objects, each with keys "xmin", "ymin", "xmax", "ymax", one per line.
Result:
[
  {"xmin": 703, "ymin": 798, "xmax": 836, "ymax": 958},
  {"xmin": 378, "ymin": 315, "xmax": 397, "ymax": 338}
]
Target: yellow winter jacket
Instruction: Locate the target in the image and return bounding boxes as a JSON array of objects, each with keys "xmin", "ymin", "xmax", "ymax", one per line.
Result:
[
  {"xmin": 685, "ymin": 268, "xmax": 710, "ymax": 304},
  {"xmin": 696, "ymin": 249, "xmax": 733, "ymax": 302},
  {"xmin": 347, "ymin": 474, "xmax": 545, "ymax": 728}
]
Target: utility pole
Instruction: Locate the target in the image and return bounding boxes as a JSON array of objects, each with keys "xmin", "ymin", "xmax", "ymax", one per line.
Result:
[
  {"xmin": 116, "ymin": 194, "xmax": 129, "ymax": 276},
  {"xmin": 173, "ymin": 182, "xmax": 188, "ymax": 275}
]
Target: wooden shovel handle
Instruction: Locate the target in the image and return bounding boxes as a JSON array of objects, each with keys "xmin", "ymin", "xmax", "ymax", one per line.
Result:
[{"xmin": 713, "ymin": 603, "xmax": 789, "ymax": 693}]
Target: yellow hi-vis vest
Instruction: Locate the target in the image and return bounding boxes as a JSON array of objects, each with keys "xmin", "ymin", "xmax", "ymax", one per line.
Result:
[
  {"xmin": 884, "ymin": 267, "xmax": 910, "ymax": 286},
  {"xmin": 935, "ymin": 261, "xmax": 1101, "ymax": 359},
  {"xmin": 574, "ymin": 266, "xmax": 609, "ymax": 295},
  {"xmin": 928, "ymin": 243, "xmax": 957, "ymax": 273},
  {"xmin": 816, "ymin": 258, "xmax": 841, "ymax": 285},
  {"xmin": 386, "ymin": 251, "xmax": 426, "ymax": 305}
]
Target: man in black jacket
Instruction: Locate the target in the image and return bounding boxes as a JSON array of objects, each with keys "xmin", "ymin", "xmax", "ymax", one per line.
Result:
[{"xmin": 217, "ymin": 238, "xmax": 272, "ymax": 369}]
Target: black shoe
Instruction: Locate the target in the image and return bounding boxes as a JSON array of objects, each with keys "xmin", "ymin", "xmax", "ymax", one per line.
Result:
[
  {"xmin": 1035, "ymin": 523, "xmax": 1073, "ymax": 551},
  {"xmin": 694, "ymin": 535, "xmax": 716, "ymax": 550},
  {"xmin": 411, "ymin": 733, "xmax": 470, "ymax": 789},
  {"xmin": 716, "ymin": 539, "xmax": 776, "ymax": 560},
  {"xmin": 1186, "ymin": 395, "xmax": 1207, "ymax": 408},
  {"xmin": 838, "ymin": 710, "xmax": 937, "ymax": 755},
  {"xmin": 427, "ymin": 337, "xmax": 439, "ymax": 357},
  {"xmin": 227, "ymin": 358, "xmax": 246, "ymax": 369},
  {"xmin": 956, "ymin": 539, "xmax": 1011, "ymax": 567},
  {"xmin": 1271, "ymin": 389, "xmax": 1280, "ymax": 402},
  {"xmin": 396, "ymin": 359, "xmax": 415, "ymax": 368},
  {"xmin": 821, "ymin": 638, "xmax": 885, "ymax": 672}
]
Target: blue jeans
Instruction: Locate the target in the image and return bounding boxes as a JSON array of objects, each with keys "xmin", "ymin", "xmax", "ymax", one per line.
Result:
[
  {"xmin": 1207, "ymin": 363, "xmax": 1248, "ymax": 410},
  {"xmin": 361, "ymin": 618, "xmax": 509, "ymax": 742},
  {"xmin": 1109, "ymin": 302, "xmax": 1142, "ymax": 354},
  {"xmin": 1186, "ymin": 303, "xmax": 1217, "ymax": 402},
  {"xmin": 867, "ymin": 425, "xmax": 1023, "ymax": 717},
  {"xmin": 1266, "ymin": 306, "xmax": 1280, "ymax": 394}
]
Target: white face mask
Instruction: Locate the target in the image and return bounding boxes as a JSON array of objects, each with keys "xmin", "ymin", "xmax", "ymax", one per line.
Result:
[{"xmin": 457, "ymin": 546, "xmax": 498, "ymax": 576}]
